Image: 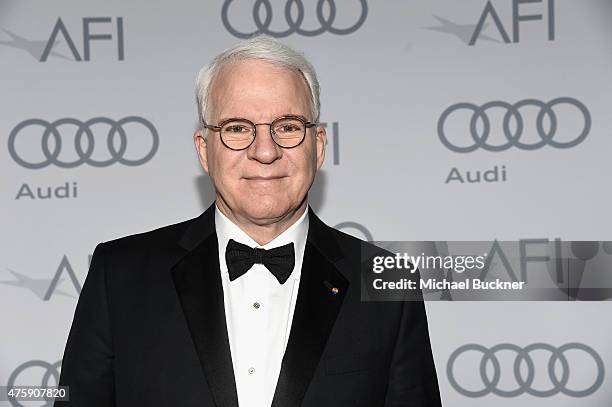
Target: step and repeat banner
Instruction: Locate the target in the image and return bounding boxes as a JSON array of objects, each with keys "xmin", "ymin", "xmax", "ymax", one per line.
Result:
[{"xmin": 1, "ymin": 0, "xmax": 611, "ymax": 406}]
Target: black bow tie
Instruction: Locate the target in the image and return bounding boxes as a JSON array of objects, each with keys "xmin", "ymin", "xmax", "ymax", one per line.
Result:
[{"xmin": 225, "ymin": 239, "xmax": 295, "ymax": 284}]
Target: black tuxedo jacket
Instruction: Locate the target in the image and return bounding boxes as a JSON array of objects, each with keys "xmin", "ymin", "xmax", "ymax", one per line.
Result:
[{"xmin": 55, "ymin": 204, "xmax": 441, "ymax": 406}]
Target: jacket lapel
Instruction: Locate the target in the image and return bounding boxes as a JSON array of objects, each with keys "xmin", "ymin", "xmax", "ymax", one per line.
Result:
[
  {"xmin": 272, "ymin": 208, "xmax": 350, "ymax": 407},
  {"xmin": 171, "ymin": 204, "xmax": 239, "ymax": 407}
]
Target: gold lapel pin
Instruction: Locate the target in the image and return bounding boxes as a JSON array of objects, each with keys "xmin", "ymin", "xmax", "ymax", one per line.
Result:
[{"xmin": 331, "ymin": 287, "xmax": 339, "ymax": 295}]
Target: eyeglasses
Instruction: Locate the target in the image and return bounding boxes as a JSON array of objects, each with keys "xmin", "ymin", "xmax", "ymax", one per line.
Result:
[{"xmin": 202, "ymin": 115, "xmax": 317, "ymax": 151}]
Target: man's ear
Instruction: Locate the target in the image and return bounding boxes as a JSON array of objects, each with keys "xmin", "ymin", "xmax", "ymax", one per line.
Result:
[
  {"xmin": 315, "ymin": 125, "xmax": 327, "ymax": 170},
  {"xmin": 193, "ymin": 129, "xmax": 209, "ymax": 173}
]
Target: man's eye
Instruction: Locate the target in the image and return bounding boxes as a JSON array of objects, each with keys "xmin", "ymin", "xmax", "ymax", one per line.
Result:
[
  {"xmin": 226, "ymin": 126, "xmax": 248, "ymax": 133},
  {"xmin": 279, "ymin": 125, "xmax": 300, "ymax": 132}
]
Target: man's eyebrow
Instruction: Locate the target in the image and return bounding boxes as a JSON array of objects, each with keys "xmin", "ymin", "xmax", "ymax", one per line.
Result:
[
  {"xmin": 214, "ymin": 114, "xmax": 311, "ymax": 124},
  {"xmin": 215, "ymin": 116, "xmax": 233, "ymax": 124},
  {"xmin": 286, "ymin": 114, "xmax": 309, "ymax": 121},
  {"xmin": 214, "ymin": 116, "xmax": 250, "ymax": 124}
]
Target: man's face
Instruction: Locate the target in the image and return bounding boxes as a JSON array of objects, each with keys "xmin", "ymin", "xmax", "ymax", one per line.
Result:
[{"xmin": 194, "ymin": 59, "xmax": 326, "ymax": 225}]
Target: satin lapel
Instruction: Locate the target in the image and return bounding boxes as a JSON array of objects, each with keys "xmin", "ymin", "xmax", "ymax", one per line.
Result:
[
  {"xmin": 171, "ymin": 224, "xmax": 239, "ymax": 407},
  {"xmin": 272, "ymin": 211, "xmax": 349, "ymax": 407}
]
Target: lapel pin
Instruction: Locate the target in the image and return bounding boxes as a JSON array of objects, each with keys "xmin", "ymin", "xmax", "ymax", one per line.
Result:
[{"xmin": 324, "ymin": 280, "xmax": 339, "ymax": 295}]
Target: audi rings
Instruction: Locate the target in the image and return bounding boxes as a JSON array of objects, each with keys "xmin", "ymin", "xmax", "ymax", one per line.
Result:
[
  {"xmin": 334, "ymin": 221, "xmax": 373, "ymax": 242},
  {"xmin": 447, "ymin": 343, "xmax": 605, "ymax": 397},
  {"xmin": 438, "ymin": 97, "xmax": 591, "ymax": 152},
  {"xmin": 7, "ymin": 360, "xmax": 61, "ymax": 407},
  {"xmin": 221, "ymin": 0, "xmax": 368, "ymax": 38},
  {"xmin": 8, "ymin": 116, "xmax": 159, "ymax": 169}
]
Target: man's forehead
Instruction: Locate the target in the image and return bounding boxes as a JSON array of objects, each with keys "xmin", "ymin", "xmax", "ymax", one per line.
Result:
[
  {"xmin": 209, "ymin": 59, "xmax": 311, "ymax": 119},
  {"xmin": 213, "ymin": 59, "xmax": 305, "ymax": 90}
]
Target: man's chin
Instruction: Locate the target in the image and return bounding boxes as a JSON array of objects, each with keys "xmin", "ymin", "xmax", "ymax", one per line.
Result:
[
  {"xmin": 234, "ymin": 199, "xmax": 302, "ymax": 225},
  {"xmin": 240, "ymin": 207, "xmax": 290, "ymax": 224}
]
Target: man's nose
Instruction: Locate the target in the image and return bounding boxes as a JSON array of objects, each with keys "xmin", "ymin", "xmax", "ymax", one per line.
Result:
[{"xmin": 246, "ymin": 123, "xmax": 282, "ymax": 164}]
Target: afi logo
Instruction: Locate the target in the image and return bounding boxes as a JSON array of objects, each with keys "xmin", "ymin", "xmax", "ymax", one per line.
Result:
[
  {"xmin": 1, "ymin": 255, "xmax": 89, "ymax": 301},
  {"xmin": 471, "ymin": 0, "xmax": 555, "ymax": 45},
  {"xmin": 1, "ymin": 17, "xmax": 125, "ymax": 61},
  {"xmin": 319, "ymin": 121, "xmax": 340, "ymax": 165},
  {"xmin": 426, "ymin": 0, "xmax": 555, "ymax": 46}
]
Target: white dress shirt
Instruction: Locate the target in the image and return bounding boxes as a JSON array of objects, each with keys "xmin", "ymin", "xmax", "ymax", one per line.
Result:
[{"xmin": 215, "ymin": 205, "xmax": 309, "ymax": 407}]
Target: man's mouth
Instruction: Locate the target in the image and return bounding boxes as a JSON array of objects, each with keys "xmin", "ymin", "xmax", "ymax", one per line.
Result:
[{"xmin": 243, "ymin": 176, "xmax": 287, "ymax": 181}]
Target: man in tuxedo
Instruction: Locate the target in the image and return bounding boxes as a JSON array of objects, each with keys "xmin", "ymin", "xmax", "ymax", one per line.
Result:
[{"xmin": 56, "ymin": 36, "xmax": 442, "ymax": 406}]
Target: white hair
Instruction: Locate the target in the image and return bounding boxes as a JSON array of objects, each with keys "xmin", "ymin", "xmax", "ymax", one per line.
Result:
[{"xmin": 195, "ymin": 36, "xmax": 320, "ymax": 127}]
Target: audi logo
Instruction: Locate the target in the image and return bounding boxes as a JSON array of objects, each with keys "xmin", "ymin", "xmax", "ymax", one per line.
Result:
[
  {"xmin": 437, "ymin": 97, "xmax": 591, "ymax": 152},
  {"xmin": 7, "ymin": 360, "xmax": 61, "ymax": 407},
  {"xmin": 447, "ymin": 343, "xmax": 605, "ymax": 398},
  {"xmin": 334, "ymin": 221, "xmax": 373, "ymax": 242},
  {"xmin": 8, "ymin": 117, "xmax": 159, "ymax": 169},
  {"xmin": 221, "ymin": 0, "xmax": 368, "ymax": 38}
]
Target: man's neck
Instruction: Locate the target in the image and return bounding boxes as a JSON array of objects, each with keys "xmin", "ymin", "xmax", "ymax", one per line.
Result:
[{"xmin": 215, "ymin": 198, "xmax": 308, "ymax": 246}]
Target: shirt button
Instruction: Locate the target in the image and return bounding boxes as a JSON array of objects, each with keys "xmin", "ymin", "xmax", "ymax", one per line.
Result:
[
  {"xmin": 253, "ymin": 302, "xmax": 261, "ymax": 309},
  {"xmin": 248, "ymin": 367, "xmax": 255, "ymax": 374}
]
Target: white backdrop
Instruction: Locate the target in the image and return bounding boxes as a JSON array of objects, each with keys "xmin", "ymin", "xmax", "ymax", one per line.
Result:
[{"xmin": 1, "ymin": 0, "xmax": 611, "ymax": 406}]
